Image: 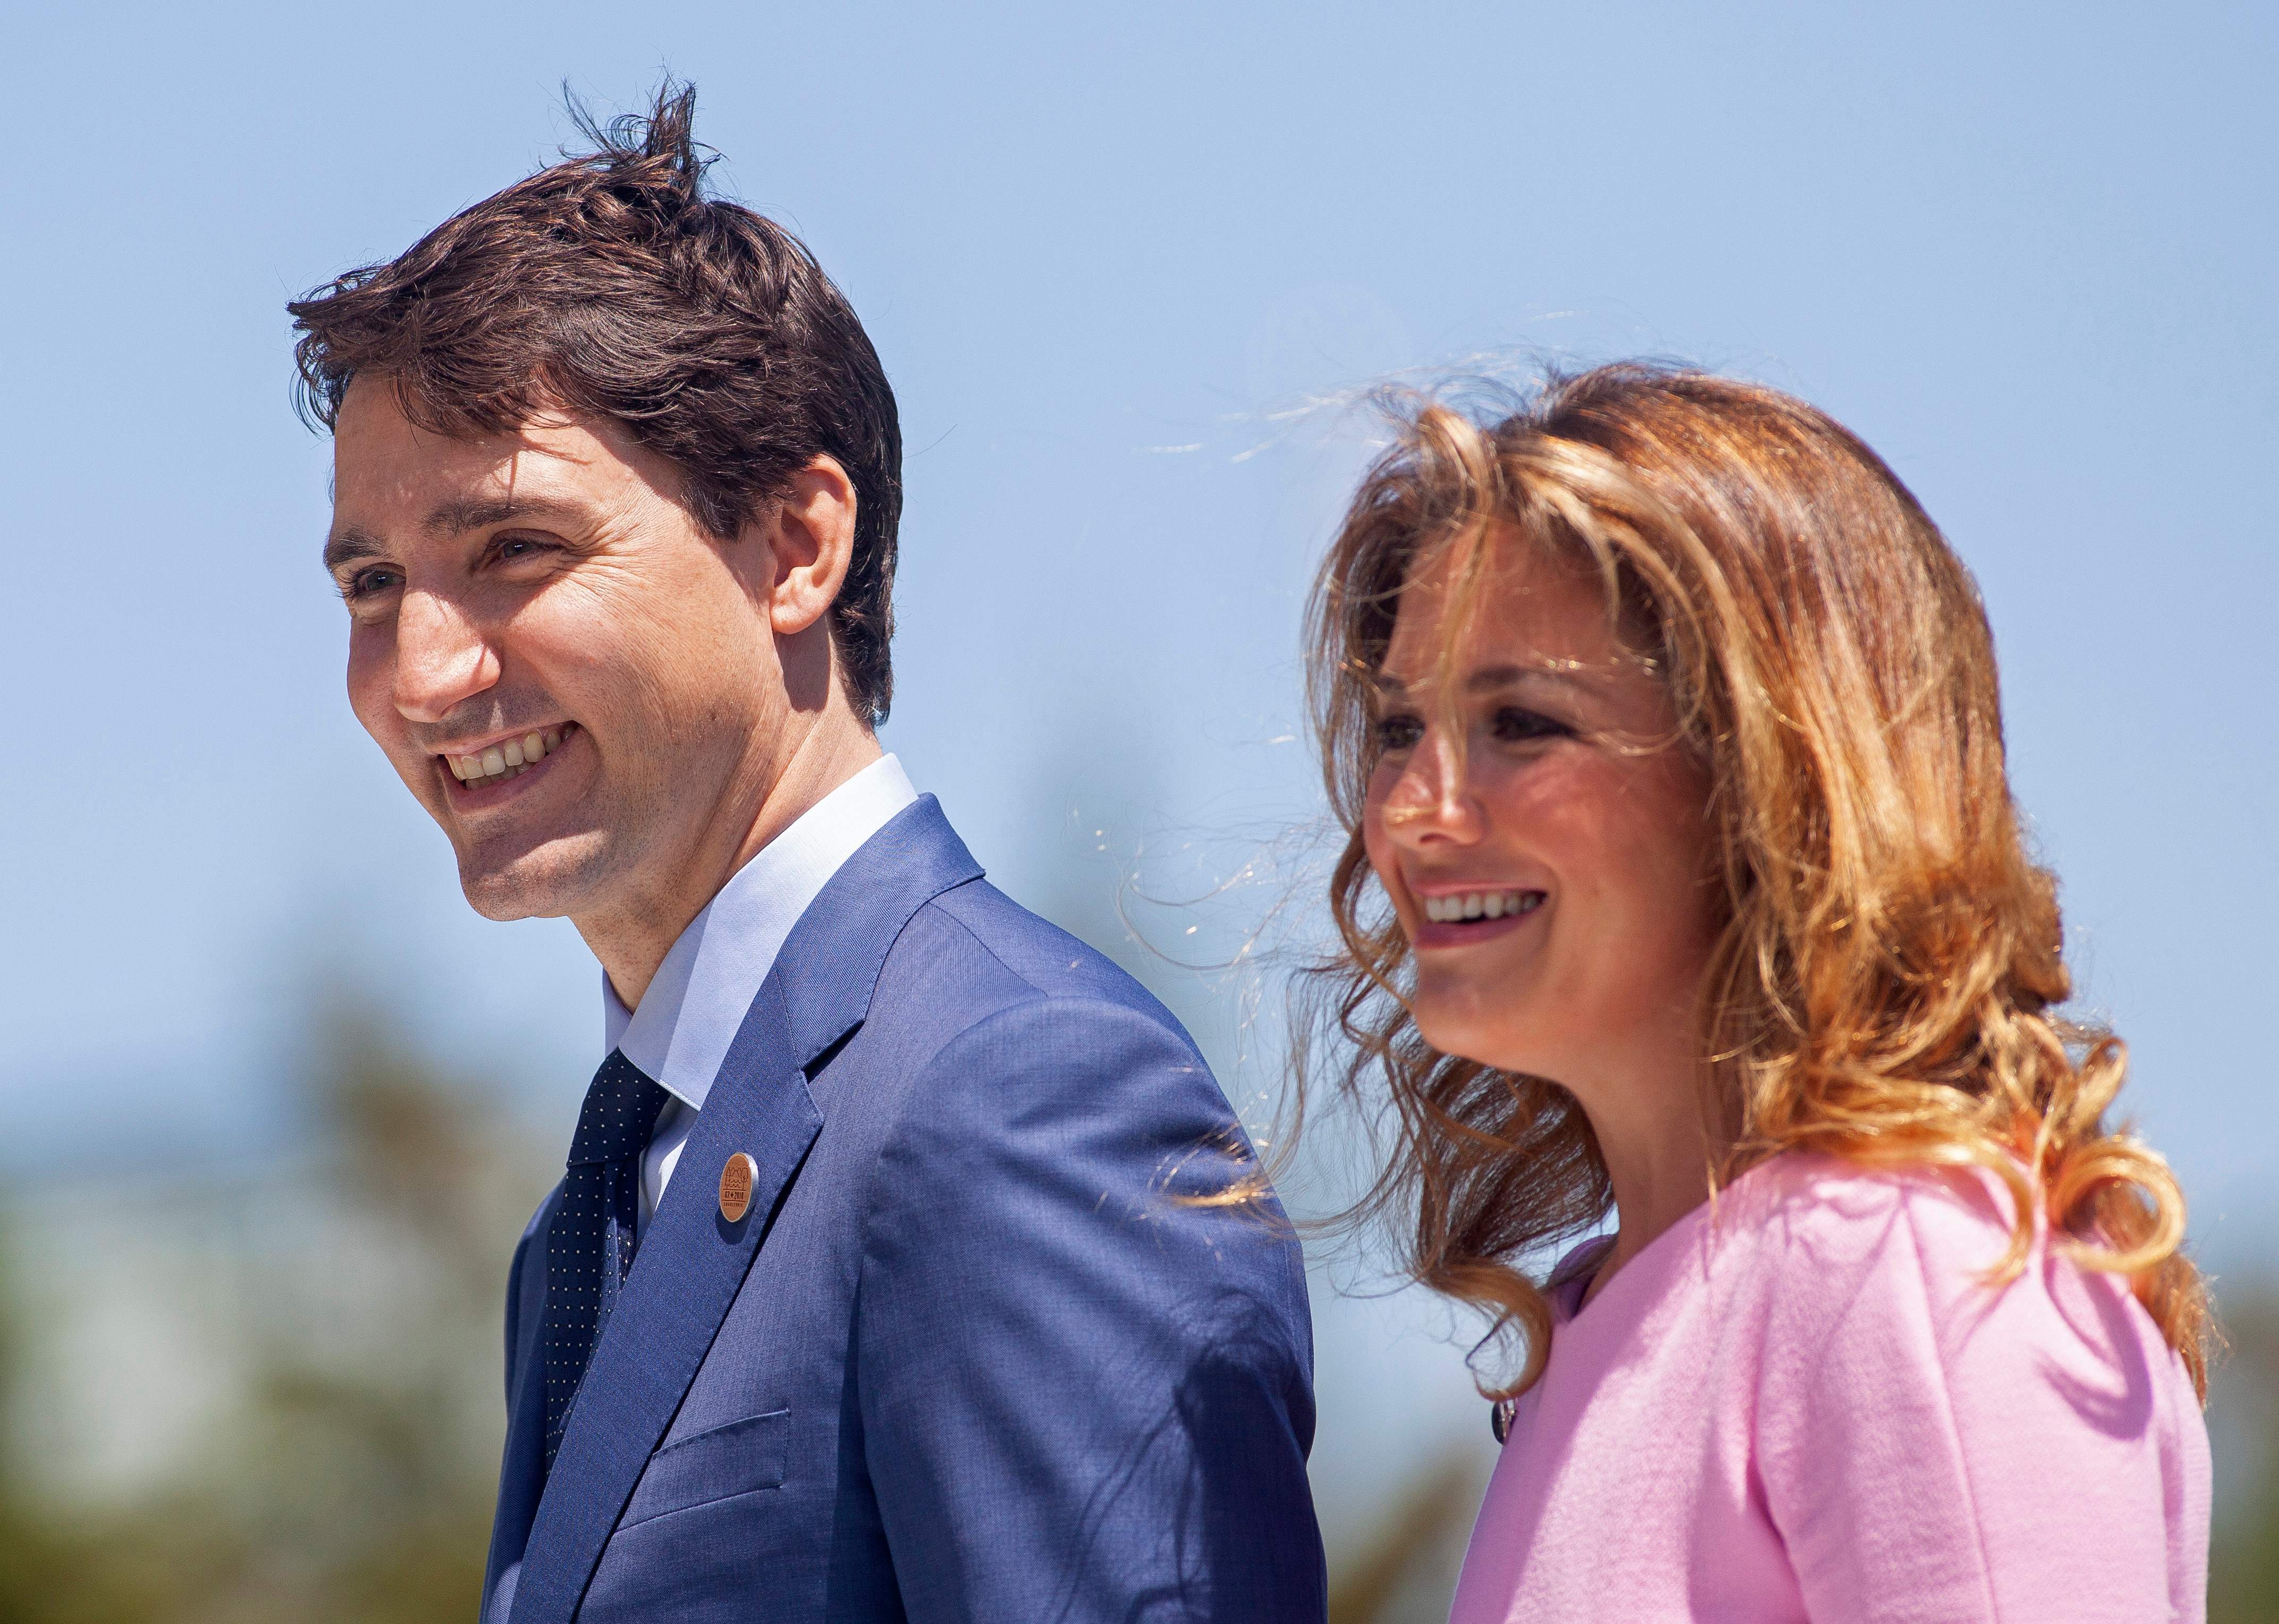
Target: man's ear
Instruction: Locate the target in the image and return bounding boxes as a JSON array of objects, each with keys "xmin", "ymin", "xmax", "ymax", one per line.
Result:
[{"xmin": 747, "ymin": 456, "xmax": 857, "ymax": 636}]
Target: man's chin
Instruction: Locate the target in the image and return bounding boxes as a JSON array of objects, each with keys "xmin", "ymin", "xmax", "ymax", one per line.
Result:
[{"xmin": 455, "ymin": 836, "xmax": 610, "ymax": 921}]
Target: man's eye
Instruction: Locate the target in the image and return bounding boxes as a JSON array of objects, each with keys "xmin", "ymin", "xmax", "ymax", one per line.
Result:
[
  {"xmin": 1491, "ymin": 706, "xmax": 1569, "ymax": 743},
  {"xmin": 1373, "ymin": 713, "xmax": 1425, "ymax": 753},
  {"xmin": 344, "ymin": 568, "xmax": 401, "ymax": 599}
]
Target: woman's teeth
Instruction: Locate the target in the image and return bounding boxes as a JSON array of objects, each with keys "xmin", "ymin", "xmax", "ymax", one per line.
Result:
[
  {"xmin": 1422, "ymin": 890, "xmax": 1542, "ymax": 924},
  {"xmin": 446, "ymin": 725, "xmax": 569, "ymax": 786}
]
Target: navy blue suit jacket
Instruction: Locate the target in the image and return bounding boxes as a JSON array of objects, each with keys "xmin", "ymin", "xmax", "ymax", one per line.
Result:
[{"xmin": 482, "ymin": 798, "xmax": 1326, "ymax": 1622}]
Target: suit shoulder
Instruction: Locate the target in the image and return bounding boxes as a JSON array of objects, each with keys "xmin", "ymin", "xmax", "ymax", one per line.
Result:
[
  {"xmin": 859, "ymin": 884, "xmax": 1240, "ymax": 1148},
  {"xmin": 856, "ymin": 890, "xmax": 1304, "ymax": 1340},
  {"xmin": 846, "ymin": 882, "xmax": 1259, "ymax": 1214},
  {"xmin": 888, "ymin": 878, "xmax": 1193, "ymax": 1043}
]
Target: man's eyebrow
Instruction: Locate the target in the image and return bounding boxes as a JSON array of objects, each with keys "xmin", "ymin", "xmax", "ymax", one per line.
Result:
[
  {"xmin": 323, "ymin": 496, "xmax": 587, "ymax": 571},
  {"xmin": 323, "ymin": 526, "xmax": 385, "ymax": 572},
  {"xmin": 421, "ymin": 496, "xmax": 581, "ymax": 538}
]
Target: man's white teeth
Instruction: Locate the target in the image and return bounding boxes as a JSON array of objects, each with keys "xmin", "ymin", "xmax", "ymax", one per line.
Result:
[
  {"xmin": 1423, "ymin": 890, "xmax": 1543, "ymax": 924},
  {"xmin": 447, "ymin": 726, "xmax": 565, "ymax": 785}
]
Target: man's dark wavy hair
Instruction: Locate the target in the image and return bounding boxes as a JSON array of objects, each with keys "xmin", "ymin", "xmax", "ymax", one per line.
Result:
[{"xmin": 288, "ymin": 81, "xmax": 904, "ymax": 724}]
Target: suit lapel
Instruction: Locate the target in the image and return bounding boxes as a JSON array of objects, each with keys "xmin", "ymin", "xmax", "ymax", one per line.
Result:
[
  {"xmin": 482, "ymin": 1193, "xmax": 559, "ymax": 1624},
  {"xmin": 501, "ymin": 797, "xmax": 984, "ymax": 1624},
  {"xmin": 506, "ymin": 975, "xmax": 818, "ymax": 1624}
]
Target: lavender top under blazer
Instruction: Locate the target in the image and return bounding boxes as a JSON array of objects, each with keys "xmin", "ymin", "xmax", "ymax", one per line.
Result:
[{"xmin": 480, "ymin": 796, "xmax": 1327, "ymax": 1623}]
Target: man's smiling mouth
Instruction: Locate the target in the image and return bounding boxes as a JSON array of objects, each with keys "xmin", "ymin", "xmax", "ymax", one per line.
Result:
[{"xmin": 442, "ymin": 721, "xmax": 579, "ymax": 789}]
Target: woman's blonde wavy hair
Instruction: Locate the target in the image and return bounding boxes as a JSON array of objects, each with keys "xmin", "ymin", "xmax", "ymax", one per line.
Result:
[{"xmin": 1303, "ymin": 363, "xmax": 2210, "ymax": 1400}]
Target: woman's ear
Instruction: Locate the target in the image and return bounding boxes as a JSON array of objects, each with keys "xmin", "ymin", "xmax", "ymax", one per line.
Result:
[{"xmin": 748, "ymin": 455, "xmax": 857, "ymax": 636}]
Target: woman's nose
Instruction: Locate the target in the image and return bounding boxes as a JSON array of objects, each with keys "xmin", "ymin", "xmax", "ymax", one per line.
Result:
[{"xmin": 1380, "ymin": 732, "xmax": 1484, "ymax": 845}]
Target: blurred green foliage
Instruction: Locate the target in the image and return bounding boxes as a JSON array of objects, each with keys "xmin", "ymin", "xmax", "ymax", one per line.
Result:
[
  {"xmin": 0, "ymin": 1010, "xmax": 543, "ymax": 1622},
  {"xmin": 2211, "ymin": 1285, "xmax": 2279, "ymax": 1623},
  {"xmin": 1329, "ymin": 1454, "xmax": 1482, "ymax": 1624}
]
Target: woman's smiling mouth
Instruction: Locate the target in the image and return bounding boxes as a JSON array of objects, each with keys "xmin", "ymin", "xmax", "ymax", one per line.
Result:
[
  {"xmin": 1410, "ymin": 886, "xmax": 1548, "ymax": 949},
  {"xmin": 1422, "ymin": 889, "xmax": 1542, "ymax": 924}
]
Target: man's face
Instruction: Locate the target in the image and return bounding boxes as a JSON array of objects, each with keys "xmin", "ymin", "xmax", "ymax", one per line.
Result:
[{"xmin": 326, "ymin": 379, "xmax": 790, "ymax": 925}]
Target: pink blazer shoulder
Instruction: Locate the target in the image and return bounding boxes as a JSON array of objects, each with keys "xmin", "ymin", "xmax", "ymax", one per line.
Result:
[{"xmin": 1450, "ymin": 1155, "xmax": 2210, "ymax": 1623}]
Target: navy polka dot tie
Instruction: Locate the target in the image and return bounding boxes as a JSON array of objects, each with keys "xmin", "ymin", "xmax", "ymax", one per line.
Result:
[{"xmin": 540, "ymin": 1050, "xmax": 669, "ymax": 1473}]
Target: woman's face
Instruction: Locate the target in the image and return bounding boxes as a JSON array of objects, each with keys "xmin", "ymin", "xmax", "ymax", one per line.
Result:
[{"xmin": 1362, "ymin": 543, "xmax": 1723, "ymax": 1094}]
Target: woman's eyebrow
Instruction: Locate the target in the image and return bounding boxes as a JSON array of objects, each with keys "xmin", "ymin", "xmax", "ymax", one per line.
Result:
[
  {"xmin": 1372, "ymin": 661, "xmax": 1598, "ymax": 700},
  {"xmin": 1465, "ymin": 662, "xmax": 1593, "ymax": 693}
]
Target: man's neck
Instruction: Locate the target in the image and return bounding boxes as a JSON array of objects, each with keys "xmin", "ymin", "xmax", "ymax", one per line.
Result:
[{"xmin": 584, "ymin": 702, "xmax": 883, "ymax": 1012}]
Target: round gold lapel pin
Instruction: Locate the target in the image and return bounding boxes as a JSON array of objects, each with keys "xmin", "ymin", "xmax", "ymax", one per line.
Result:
[{"xmin": 719, "ymin": 1152, "xmax": 758, "ymax": 1223}]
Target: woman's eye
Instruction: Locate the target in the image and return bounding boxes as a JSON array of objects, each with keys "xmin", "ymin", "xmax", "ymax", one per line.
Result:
[
  {"xmin": 1373, "ymin": 713, "xmax": 1425, "ymax": 753},
  {"xmin": 1490, "ymin": 706, "xmax": 1569, "ymax": 744}
]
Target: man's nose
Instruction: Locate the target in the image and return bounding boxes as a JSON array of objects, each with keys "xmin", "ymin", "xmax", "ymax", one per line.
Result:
[
  {"xmin": 1381, "ymin": 731, "xmax": 1484, "ymax": 845},
  {"xmin": 392, "ymin": 589, "xmax": 500, "ymax": 724}
]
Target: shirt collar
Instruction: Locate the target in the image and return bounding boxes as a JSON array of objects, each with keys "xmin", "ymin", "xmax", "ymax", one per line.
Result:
[{"xmin": 602, "ymin": 753, "xmax": 919, "ymax": 1111}]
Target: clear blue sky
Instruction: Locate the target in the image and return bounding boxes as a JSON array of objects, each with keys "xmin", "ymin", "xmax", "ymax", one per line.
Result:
[{"xmin": 3, "ymin": 0, "xmax": 2272, "ymax": 1449}]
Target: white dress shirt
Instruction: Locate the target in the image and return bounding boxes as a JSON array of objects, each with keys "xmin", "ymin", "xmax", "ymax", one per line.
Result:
[{"xmin": 602, "ymin": 754, "xmax": 920, "ymax": 1229}]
